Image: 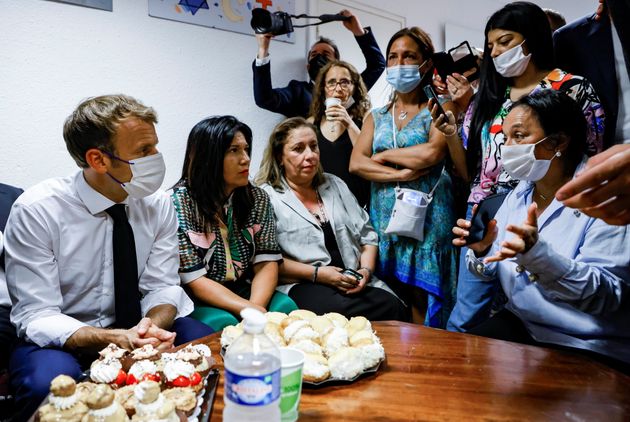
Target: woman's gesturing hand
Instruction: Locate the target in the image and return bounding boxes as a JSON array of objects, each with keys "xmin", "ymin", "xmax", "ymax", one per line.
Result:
[{"xmin": 484, "ymin": 203, "xmax": 539, "ymax": 263}]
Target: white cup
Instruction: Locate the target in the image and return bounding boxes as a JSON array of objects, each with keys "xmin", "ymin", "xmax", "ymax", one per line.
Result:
[
  {"xmin": 279, "ymin": 347, "xmax": 305, "ymax": 422},
  {"xmin": 325, "ymin": 97, "xmax": 342, "ymax": 109}
]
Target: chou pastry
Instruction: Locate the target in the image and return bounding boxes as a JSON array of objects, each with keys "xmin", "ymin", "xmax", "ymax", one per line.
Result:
[
  {"xmin": 126, "ymin": 360, "xmax": 161, "ymax": 385},
  {"xmin": 99, "ymin": 344, "xmax": 130, "ymax": 364},
  {"xmin": 75, "ymin": 381, "xmax": 98, "ymax": 402},
  {"xmin": 289, "ymin": 339, "xmax": 324, "ymax": 356},
  {"xmin": 220, "ymin": 325, "xmax": 243, "ymax": 348},
  {"xmin": 265, "ymin": 311, "xmax": 288, "ymax": 325},
  {"xmin": 176, "ymin": 344, "xmax": 210, "ymax": 377},
  {"xmin": 264, "ymin": 322, "xmax": 286, "ymax": 347},
  {"xmin": 82, "ymin": 384, "xmax": 129, "ymax": 422},
  {"xmin": 38, "ymin": 375, "xmax": 88, "ymax": 422},
  {"xmin": 130, "ymin": 345, "xmax": 161, "ymax": 363},
  {"xmin": 322, "ymin": 326, "xmax": 349, "ymax": 356},
  {"xmin": 328, "ymin": 347, "xmax": 363, "ymax": 380},
  {"xmin": 349, "ymin": 330, "xmax": 377, "ymax": 347},
  {"xmin": 162, "ymin": 360, "xmax": 203, "ymax": 393},
  {"xmin": 162, "ymin": 387, "xmax": 198, "ymax": 417},
  {"xmin": 114, "ymin": 385, "xmax": 137, "ymax": 417},
  {"xmin": 302, "ymin": 353, "xmax": 330, "ymax": 383},
  {"xmin": 280, "ymin": 318, "xmax": 319, "ymax": 343},
  {"xmin": 131, "ymin": 381, "xmax": 178, "ymax": 422},
  {"xmin": 289, "ymin": 309, "xmax": 317, "ymax": 321},
  {"xmin": 90, "ymin": 356, "xmax": 126, "ymax": 388},
  {"xmin": 359, "ymin": 342, "xmax": 385, "ymax": 370},
  {"xmin": 309, "ymin": 315, "xmax": 333, "ymax": 336},
  {"xmin": 324, "ymin": 312, "xmax": 348, "ymax": 328},
  {"xmin": 192, "ymin": 343, "xmax": 211, "ymax": 358},
  {"xmin": 347, "ymin": 316, "xmax": 372, "ymax": 337}
]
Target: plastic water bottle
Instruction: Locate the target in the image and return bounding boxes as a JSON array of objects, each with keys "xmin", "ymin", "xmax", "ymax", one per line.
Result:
[{"xmin": 223, "ymin": 308, "xmax": 281, "ymax": 422}]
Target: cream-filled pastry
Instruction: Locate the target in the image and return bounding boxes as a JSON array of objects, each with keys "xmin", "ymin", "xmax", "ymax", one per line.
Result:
[
  {"xmin": 328, "ymin": 347, "xmax": 364, "ymax": 380},
  {"xmin": 38, "ymin": 375, "xmax": 88, "ymax": 422},
  {"xmin": 220, "ymin": 325, "xmax": 244, "ymax": 349},
  {"xmin": 289, "ymin": 309, "xmax": 317, "ymax": 321},
  {"xmin": 90, "ymin": 356, "xmax": 126, "ymax": 388},
  {"xmin": 131, "ymin": 381, "xmax": 178, "ymax": 422},
  {"xmin": 359, "ymin": 342, "xmax": 385, "ymax": 370},
  {"xmin": 162, "ymin": 387, "xmax": 198, "ymax": 417},
  {"xmin": 265, "ymin": 311, "xmax": 288, "ymax": 325},
  {"xmin": 349, "ymin": 330, "xmax": 377, "ymax": 347},
  {"xmin": 289, "ymin": 339, "xmax": 324, "ymax": 356},
  {"xmin": 264, "ymin": 322, "xmax": 286, "ymax": 347},
  {"xmin": 324, "ymin": 312, "xmax": 348, "ymax": 328},
  {"xmin": 302, "ymin": 353, "xmax": 330, "ymax": 383},
  {"xmin": 347, "ymin": 316, "xmax": 372, "ymax": 337},
  {"xmin": 309, "ymin": 315, "xmax": 333, "ymax": 336},
  {"xmin": 176, "ymin": 344, "xmax": 210, "ymax": 377},
  {"xmin": 322, "ymin": 326, "xmax": 349, "ymax": 356},
  {"xmin": 281, "ymin": 319, "xmax": 318, "ymax": 343},
  {"xmin": 82, "ymin": 384, "xmax": 129, "ymax": 422}
]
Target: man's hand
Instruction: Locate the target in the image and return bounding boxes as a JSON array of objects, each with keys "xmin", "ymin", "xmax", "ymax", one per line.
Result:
[
  {"xmin": 484, "ymin": 203, "xmax": 539, "ymax": 263},
  {"xmin": 256, "ymin": 33, "xmax": 273, "ymax": 59},
  {"xmin": 135, "ymin": 317, "xmax": 176, "ymax": 351},
  {"xmin": 340, "ymin": 9, "xmax": 365, "ymax": 36},
  {"xmin": 556, "ymin": 144, "xmax": 630, "ymax": 225}
]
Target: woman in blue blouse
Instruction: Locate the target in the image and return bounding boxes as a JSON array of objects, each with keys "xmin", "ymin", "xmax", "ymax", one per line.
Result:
[{"xmin": 455, "ymin": 90, "xmax": 630, "ymax": 373}]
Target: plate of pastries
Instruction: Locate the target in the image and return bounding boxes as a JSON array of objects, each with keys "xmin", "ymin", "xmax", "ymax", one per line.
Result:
[
  {"xmin": 220, "ymin": 310, "xmax": 386, "ymax": 385},
  {"xmin": 37, "ymin": 343, "xmax": 217, "ymax": 422}
]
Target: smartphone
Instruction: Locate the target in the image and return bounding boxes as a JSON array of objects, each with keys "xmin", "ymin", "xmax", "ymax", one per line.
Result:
[
  {"xmin": 448, "ymin": 41, "xmax": 480, "ymax": 82},
  {"xmin": 423, "ymin": 85, "xmax": 446, "ymax": 120},
  {"xmin": 341, "ymin": 268, "xmax": 363, "ymax": 280},
  {"xmin": 465, "ymin": 192, "xmax": 509, "ymax": 245}
]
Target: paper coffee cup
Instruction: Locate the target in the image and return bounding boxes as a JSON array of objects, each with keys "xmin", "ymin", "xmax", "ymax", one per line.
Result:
[
  {"xmin": 325, "ymin": 97, "xmax": 342, "ymax": 109},
  {"xmin": 279, "ymin": 347, "xmax": 305, "ymax": 422}
]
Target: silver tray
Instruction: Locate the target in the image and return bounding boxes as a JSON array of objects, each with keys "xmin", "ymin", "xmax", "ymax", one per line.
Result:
[{"xmin": 221, "ymin": 347, "xmax": 384, "ymax": 387}]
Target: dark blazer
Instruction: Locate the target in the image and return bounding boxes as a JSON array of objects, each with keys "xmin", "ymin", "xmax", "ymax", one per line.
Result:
[
  {"xmin": 253, "ymin": 27, "xmax": 386, "ymax": 118},
  {"xmin": 554, "ymin": 14, "xmax": 618, "ymax": 148},
  {"xmin": 0, "ymin": 183, "xmax": 22, "ymax": 232}
]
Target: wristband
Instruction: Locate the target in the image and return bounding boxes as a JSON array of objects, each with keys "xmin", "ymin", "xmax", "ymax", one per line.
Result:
[{"xmin": 312, "ymin": 265, "xmax": 319, "ymax": 283}]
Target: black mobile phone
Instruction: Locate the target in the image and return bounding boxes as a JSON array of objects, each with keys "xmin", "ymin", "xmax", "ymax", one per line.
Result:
[
  {"xmin": 423, "ymin": 85, "xmax": 446, "ymax": 120},
  {"xmin": 341, "ymin": 268, "xmax": 363, "ymax": 280},
  {"xmin": 465, "ymin": 192, "xmax": 509, "ymax": 245},
  {"xmin": 448, "ymin": 41, "xmax": 480, "ymax": 82}
]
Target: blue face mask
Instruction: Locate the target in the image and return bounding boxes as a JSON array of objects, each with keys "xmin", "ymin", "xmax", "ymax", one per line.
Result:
[{"xmin": 386, "ymin": 61, "xmax": 428, "ymax": 93}]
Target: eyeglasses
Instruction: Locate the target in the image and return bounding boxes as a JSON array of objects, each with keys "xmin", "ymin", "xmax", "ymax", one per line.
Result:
[{"xmin": 325, "ymin": 79, "xmax": 353, "ymax": 90}]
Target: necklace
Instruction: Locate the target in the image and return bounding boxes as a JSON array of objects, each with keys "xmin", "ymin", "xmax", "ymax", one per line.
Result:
[
  {"xmin": 398, "ymin": 109, "xmax": 408, "ymax": 120},
  {"xmin": 309, "ymin": 191, "xmax": 328, "ymax": 224},
  {"xmin": 535, "ymin": 188, "xmax": 548, "ymax": 201}
]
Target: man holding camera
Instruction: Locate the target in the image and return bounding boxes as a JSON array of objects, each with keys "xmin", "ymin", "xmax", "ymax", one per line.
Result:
[{"xmin": 252, "ymin": 9, "xmax": 385, "ymax": 118}]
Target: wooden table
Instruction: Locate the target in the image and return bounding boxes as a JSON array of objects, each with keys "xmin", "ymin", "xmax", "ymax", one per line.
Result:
[{"xmin": 204, "ymin": 321, "xmax": 630, "ymax": 421}]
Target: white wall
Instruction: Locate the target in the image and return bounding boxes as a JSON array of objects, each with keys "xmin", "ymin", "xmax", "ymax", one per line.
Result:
[{"xmin": 0, "ymin": 0, "xmax": 596, "ymax": 190}]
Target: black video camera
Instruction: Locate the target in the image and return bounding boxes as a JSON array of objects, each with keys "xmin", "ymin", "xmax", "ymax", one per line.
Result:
[{"xmin": 251, "ymin": 8, "xmax": 294, "ymax": 36}]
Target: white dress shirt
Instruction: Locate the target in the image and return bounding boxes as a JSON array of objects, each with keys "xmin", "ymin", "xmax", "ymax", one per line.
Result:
[
  {"xmin": 4, "ymin": 171, "xmax": 193, "ymax": 348},
  {"xmin": 0, "ymin": 231, "xmax": 10, "ymax": 307},
  {"xmin": 466, "ymin": 167, "xmax": 630, "ymax": 362}
]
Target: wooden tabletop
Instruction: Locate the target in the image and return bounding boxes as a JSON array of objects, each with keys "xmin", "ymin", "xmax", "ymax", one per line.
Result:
[{"xmin": 203, "ymin": 321, "xmax": 630, "ymax": 421}]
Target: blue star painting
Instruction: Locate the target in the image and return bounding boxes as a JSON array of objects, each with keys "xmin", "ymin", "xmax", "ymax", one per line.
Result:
[{"xmin": 178, "ymin": 0, "xmax": 209, "ymax": 15}]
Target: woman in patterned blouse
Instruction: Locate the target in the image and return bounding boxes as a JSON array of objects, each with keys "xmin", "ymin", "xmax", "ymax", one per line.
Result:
[{"xmin": 171, "ymin": 116, "xmax": 297, "ymax": 331}]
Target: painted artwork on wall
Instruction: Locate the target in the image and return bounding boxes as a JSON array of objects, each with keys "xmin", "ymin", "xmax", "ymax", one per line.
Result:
[
  {"xmin": 47, "ymin": 0, "xmax": 113, "ymax": 11},
  {"xmin": 148, "ymin": 0, "xmax": 296, "ymax": 43}
]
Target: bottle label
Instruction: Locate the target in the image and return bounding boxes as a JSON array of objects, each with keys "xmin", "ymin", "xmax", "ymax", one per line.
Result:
[{"xmin": 224, "ymin": 369, "xmax": 281, "ymax": 406}]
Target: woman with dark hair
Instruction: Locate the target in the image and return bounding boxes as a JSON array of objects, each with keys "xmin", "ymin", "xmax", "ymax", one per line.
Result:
[
  {"xmin": 432, "ymin": 1, "xmax": 606, "ymax": 332},
  {"xmin": 171, "ymin": 115, "xmax": 297, "ymax": 330},
  {"xmin": 349, "ymin": 27, "xmax": 457, "ymax": 328},
  {"xmin": 255, "ymin": 117, "xmax": 406, "ymax": 321},
  {"xmin": 453, "ymin": 89, "xmax": 630, "ymax": 373},
  {"xmin": 308, "ymin": 60, "xmax": 371, "ymax": 208}
]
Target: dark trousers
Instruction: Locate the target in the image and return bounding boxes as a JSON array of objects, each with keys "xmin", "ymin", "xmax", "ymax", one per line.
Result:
[
  {"xmin": 8, "ymin": 317, "xmax": 212, "ymax": 422},
  {"xmin": 468, "ymin": 309, "xmax": 630, "ymax": 375},
  {"xmin": 288, "ymin": 283, "xmax": 408, "ymax": 321}
]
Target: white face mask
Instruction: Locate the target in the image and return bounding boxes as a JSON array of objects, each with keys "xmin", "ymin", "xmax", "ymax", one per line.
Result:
[
  {"xmin": 107, "ymin": 152, "xmax": 166, "ymax": 198},
  {"xmin": 493, "ymin": 40, "xmax": 531, "ymax": 78},
  {"xmin": 501, "ymin": 137, "xmax": 561, "ymax": 182}
]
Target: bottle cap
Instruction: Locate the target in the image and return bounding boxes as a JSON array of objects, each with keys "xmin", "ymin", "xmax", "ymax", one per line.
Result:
[{"xmin": 240, "ymin": 308, "xmax": 266, "ymax": 334}]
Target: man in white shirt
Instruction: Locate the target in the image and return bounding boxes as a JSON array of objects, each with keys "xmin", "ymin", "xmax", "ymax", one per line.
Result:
[{"xmin": 4, "ymin": 94, "xmax": 213, "ymax": 420}]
